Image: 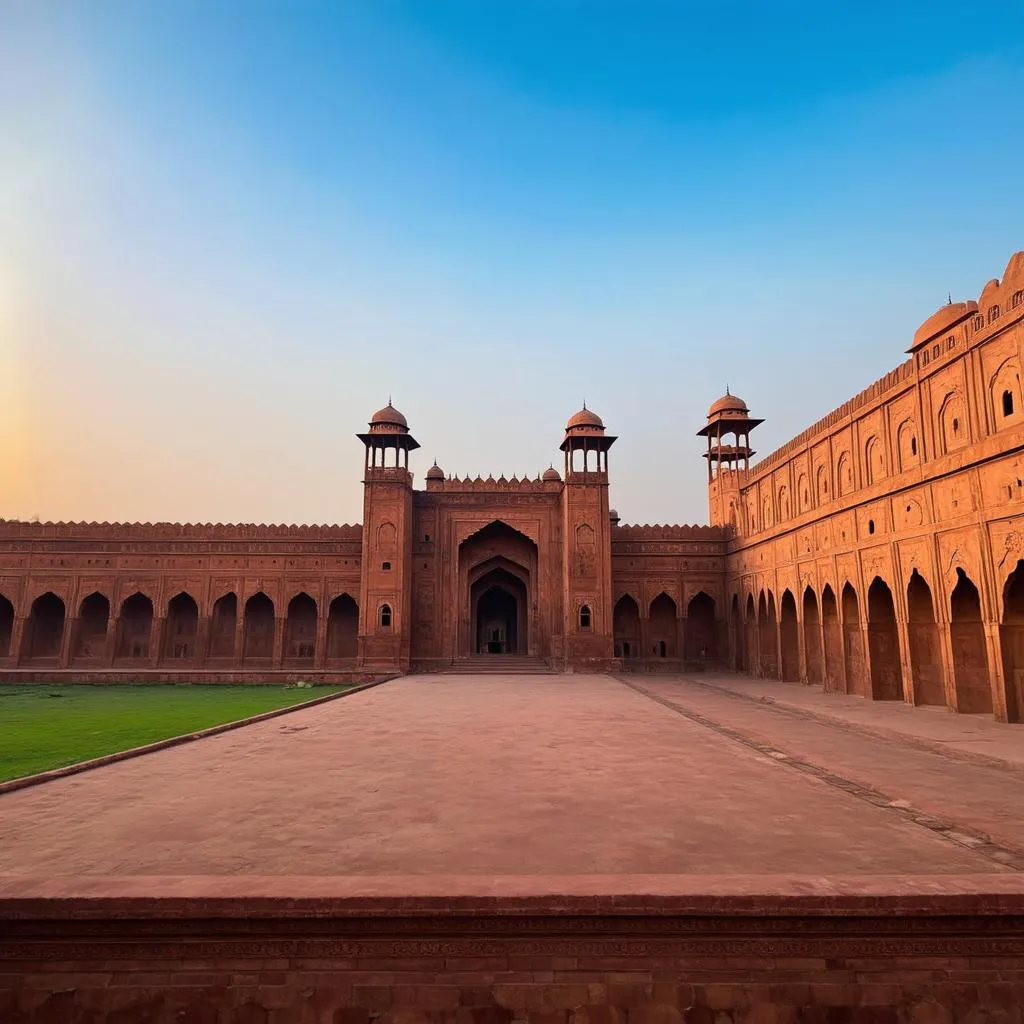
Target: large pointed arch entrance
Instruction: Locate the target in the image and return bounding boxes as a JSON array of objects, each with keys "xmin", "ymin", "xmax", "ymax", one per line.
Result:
[{"xmin": 458, "ymin": 521, "xmax": 538, "ymax": 658}]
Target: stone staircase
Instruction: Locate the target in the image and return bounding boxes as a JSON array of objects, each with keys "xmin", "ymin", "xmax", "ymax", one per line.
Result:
[{"xmin": 447, "ymin": 654, "xmax": 555, "ymax": 675}]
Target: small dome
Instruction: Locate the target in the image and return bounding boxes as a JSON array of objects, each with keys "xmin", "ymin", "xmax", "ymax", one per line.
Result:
[
  {"xmin": 566, "ymin": 405, "xmax": 604, "ymax": 430},
  {"xmin": 370, "ymin": 402, "xmax": 408, "ymax": 429},
  {"xmin": 542, "ymin": 465, "xmax": 562, "ymax": 482},
  {"xmin": 707, "ymin": 391, "xmax": 748, "ymax": 418},
  {"xmin": 425, "ymin": 461, "xmax": 444, "ymax": 480},
  {"xmin": 609, "ymin": 508, "xmax": 620, "ymax": 523}
]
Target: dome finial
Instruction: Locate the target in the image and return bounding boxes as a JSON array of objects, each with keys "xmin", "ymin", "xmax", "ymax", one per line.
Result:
[
  {"xmin": 726, "ymin": 384, "xmax": 730, "ymax": 395},
  {"xmin": 582, "ymin": 398, "xmax": 587, "ymax": 410}
]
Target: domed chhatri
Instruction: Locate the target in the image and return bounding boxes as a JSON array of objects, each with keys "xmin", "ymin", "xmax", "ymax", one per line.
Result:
[
  {"xmin": 566, "ymin": 403, "xmax": 605, "ymax": 432},
  {"xmin": 707, "ymin": 390, "xmax": 749, "ymax": 418},
  {"xmin": 425, "ymin": 461, "xmax": 444, "ymax": 481},
  {"xmin": 369, "ymin": 401, "xmax": 409, "ymax": 431},
  {"xmin": 542, "ymin": 465, "xmax": 562, "ymax": 482}
]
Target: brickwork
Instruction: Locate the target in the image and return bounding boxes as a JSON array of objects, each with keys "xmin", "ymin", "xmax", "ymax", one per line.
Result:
[
  {"xmin": 2, "ymin": 885, "xmax": 1023, "ymax": 1022},
  {"xmin": 709, "ymin": 251, "xmax": 1024, "ymax": 723}
]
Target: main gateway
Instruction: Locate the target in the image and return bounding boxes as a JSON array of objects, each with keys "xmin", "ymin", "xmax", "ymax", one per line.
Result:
[{"xmin": 1, "ymin": 251, "xmax": 1023, "ymax": 723}]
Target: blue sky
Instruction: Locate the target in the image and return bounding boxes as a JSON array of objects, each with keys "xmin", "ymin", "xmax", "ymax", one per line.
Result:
[{"xmin": 2, "ymin": 1, "xmax": 1023, "ymax": 525}]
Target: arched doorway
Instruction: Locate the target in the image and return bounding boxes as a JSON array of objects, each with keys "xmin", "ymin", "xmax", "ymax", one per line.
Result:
[
  {"xmin": 243, "ymin": 592, "xmax": 275, "ymax": 661},
  {"xmin": 649, "ymin": 593, "xmax": 677, "ymax": 659},
  {"xmin": 0, "ymin": 594, "xmax": 12, "ymax": 658},
  {"xmin": 803, "ymin": 587, "xmax": 823, "ymax": 684},
  {"xmin": 24, "ymin": 592, "xmax": 65, "ymax": 661},
  {"xmin": 472, "ymin": 568, "xmax": 527, "ymax": 654},
  {"xmin": 730, "ymin": 594, "xmax": 744, "ymax": 671},
  {"xmin": 74, "ymin": 592, "xmax": 109, "ymax": 661},
  {"xmin": 685, "ymin": 591, "xmax": 716, "ymax": 662},
  {"xmin": 285, "ymin": 593, "xmax": 317, "ymax": 663},
  {"xmin": 209, "ymin": 593, "xmax": 237, "ymax": 658},
  {"xmin": 327, "ymin": 594, "xmax": 358, "ymax": 660},
  {"xmin": 950, "ymin": 569, "xmax": 993, "ymax": 715},
  {"xmin": 821, "ymin": 585, "xmax": 842, "ymax": 691},
  {"xmin": 779, "ymin": 590, "xmax": 799, "ymax": 681},
  {"xmin": 999, "ymin": 561, "xmax": 1024, "ymax": 722},
  {"xmin": 907, "ymin": 571, "xmax": 944, "ymax": 706},
  {"xmin": 867, "ymin": 577, "xmax": 903, "ymax": 701},
  {"xmin": 459, "ymin": 521, "xmax": 538, "ymax": 659},
  {"xmin": 165, "ymin": 592, "xmax": 199, "ymax": 660},
  {"xmin": 613, "ymin": 594, "xmax": 640, "ymax": 660},
  {"xmin": 842, "ymin": 583, "xmax": 866, "ymax": 696},
  {"xmin": 116, "ymin": 593, "xmax": 153, "ymax": 661}
]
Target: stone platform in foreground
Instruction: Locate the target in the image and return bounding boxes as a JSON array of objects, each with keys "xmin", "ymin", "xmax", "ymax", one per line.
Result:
[{"xmin": 2, "ymin": 673, "xmax": 1023, "ymax": 1021}]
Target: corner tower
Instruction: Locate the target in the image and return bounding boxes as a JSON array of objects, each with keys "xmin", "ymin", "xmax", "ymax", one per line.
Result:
[
  {"xmin": 698, "ymin": 390, "xmax": 762, "ymax": 531},
  {"xmin": 356, "ymin": 402, "xmax": 419, "ymax": 672},
  {"xmin": 559, "ymin": 405, "xmax": 616, "ymax": 668}
]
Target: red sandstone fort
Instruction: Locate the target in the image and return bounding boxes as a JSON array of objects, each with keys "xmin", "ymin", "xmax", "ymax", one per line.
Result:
[{"xmin": 2, "ymin": 251, "xmax": 1024, "ymax": 722}]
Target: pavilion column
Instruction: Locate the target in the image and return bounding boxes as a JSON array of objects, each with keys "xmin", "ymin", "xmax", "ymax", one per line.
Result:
[
  {"xmin": 58, "ymin": 616, "xmax": 74, "ymax": 669},
  {"xmin": 935, "ymin": 619, "xmax": 957, "ymax": 710},
  {"xmin": 272, "ymin": 615, "xmax": 286, "ymax": 668},
  {"xmin": 988, "ymin": 622, "xmax": 1016, "ymax": 723},
  {"xmin": 106, "ymin": 618, "xmax": 119, "ymax": 666},
  {"xmin": 10, "ymin": 616, "xmax": 26, "ymax": 666},
  {"xmin": 233, "ymin": 610, "xmax": 245, "ymax": 666},
  {"xmin": 194, "ymin": 616, "xmax": 211, "ymax": 666},
  {"xmin": 639, "ymin": 610, "xmax": 650, "ymax": 666},
  {"xmin": 859, "ymin": 622, "xmax": 872, "ymax": 698},
  {"xmin": 677, "ymin": 612, "xmax": 686, "ymax": 665},
  {"xmin": 314, "ymin": 612, "xmax": 328, "ymax": 670},
  {"xmin": 895, "ymin": 615, "xmax": 914, "ymax": 704},
  {"xmin": 149, "ymin": 617, "xmax": 166, "ymax": 667}
]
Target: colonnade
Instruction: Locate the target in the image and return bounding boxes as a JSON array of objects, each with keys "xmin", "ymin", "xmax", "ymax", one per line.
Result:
[
  {"xmin": 613, "ymin": 590, "xmax": 722, "ymax": 663},
  {"xmin": 0, "ymin": 590, "xmax": 360, "ymax": 670},
  {"xmin": 727, "ymin": 561, "xmax": 1024, "ymax": 722}
]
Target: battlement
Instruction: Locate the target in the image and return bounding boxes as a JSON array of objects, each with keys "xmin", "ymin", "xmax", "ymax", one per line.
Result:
[
  {"xmin": 0, "ymin": 520, "xmax": 363, "ymax": 541},
  {"xmin": 612, "ymin": 524, "xmax": 728, "ymax": 540},
  {"xmin": 421, "ymin": 474, "xmax": 561, "ymax": 493}
]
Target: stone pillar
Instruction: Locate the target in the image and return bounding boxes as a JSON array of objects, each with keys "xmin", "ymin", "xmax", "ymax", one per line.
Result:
[
  {"xmin": 58, "ymin": 617, "xmax": 76, "ymax": 669},
  {"xmin": 314, "ymin": 615, "xmax": 328, "ymax": 670},
  {"xmin": 195, "ymin": 616, "xmax": 211, "ymax": 666},
  {"xmin": 859, "ymin": 622, "xmax": 872, "ymax": 699},
  {"xmin": 10, "ymin": 616, "xmax": 26, "ymax": 666},
  {"xmin": 639, "ymin": 611, "xmax": 650, "ymax": 667},
  {"xmin": 895, "ymin": 616, "xmax": 914, "ymax": 705},
  {"xmin": 774, "ymin": 617, "xmax": 784, "ymax": 681},
  {"xmin": 797, "ymin": 608, "xmax": 808, "ymax": 684},
  {"xmin": 233, "ymin": 611, "xmax": 245, "ymax": 666},
  {"xmin": 272, "ymin": 616, "xmax": 285, "ymax": 668},
  {"xmin": 677, "ymin": 613, "xmax": 686, "ymax": 665},
  {"xmin": 106, "ymin": 619, "xmax": 119, "ymax": 666},
  {"xmin": 988, "ymin": 622, "xmax": 1016, "ymax": 723},
  {"xmin": 935, "ymin": 620, "xmax": 958, "ymax": 711},
  {"xmin": 149, "ymin": 618, "xmax": 166, "ymax": 667}
]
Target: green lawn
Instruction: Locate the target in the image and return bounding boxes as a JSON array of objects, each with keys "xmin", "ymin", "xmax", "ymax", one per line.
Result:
[{"xmin": 0, "ymin": 684, "xmax": 351, "ymax": 783}]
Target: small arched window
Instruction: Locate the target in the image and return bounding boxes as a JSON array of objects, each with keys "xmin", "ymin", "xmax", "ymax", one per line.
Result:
[
  {"xmin": 868, "ymin": 519, "xmax": 875, "ymax": 535},
  {"xmin": 379, "ymin": 604, "xmax": 392, "ymax": 628},
  {"xmin": 1003, "ymin": 390, "xmax": 1015, "ymax": 417},
  {"xmin": 974, "ymin": 315, "xmax": 984, "ymax": 331},
  {"xmin": 1013, "ymin": 290, "xmax": 1023, "ymax": 309},
  {"xmin": 911, "ymin": 436, "xmax": 918, "ymax": 455},
  {"xmin": 933, "ymin": 344, "xmax": 940, "ymax": 358},
  {"xmin": 947, "ymin": 336, "xmax": 955, "ymax": 350},
  {"xmin": 579, "ymin": 604, "xmax": 592, "ymax": 630},
  {"xmin": 922, "ymin": 350, "xmax": 930, "ymax": 365},
  {"xmin": 381, "ymin": 561, "xmax": 392, "ymax": 571},
  {"xmin": 989, "ymin": 305, "xmax": 1001, "ymax": 323},
  {"xmin": 953, "ymin": 417, "xmax": 960, "ymax": 434}
]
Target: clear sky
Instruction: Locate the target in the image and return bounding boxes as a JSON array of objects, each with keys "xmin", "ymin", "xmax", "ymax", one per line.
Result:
[{"xmin": 2, "ymin": 1, "xmax": 1023, "ymax": 527}]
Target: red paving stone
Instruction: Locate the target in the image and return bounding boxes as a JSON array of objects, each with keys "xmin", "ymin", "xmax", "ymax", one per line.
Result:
[{"xmin": 0, "ymin": 674, "xmax": 1019, "ymax": 877}]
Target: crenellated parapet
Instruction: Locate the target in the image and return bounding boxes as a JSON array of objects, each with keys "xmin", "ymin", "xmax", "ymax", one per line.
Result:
[
  {"xmin": 0, "ymin": 521, "xmax": 363, "ymax": 541},
  {"xmin": 422, "ymin": 474, "xmax": 562, "ymax": 493},
  {"xmin": 613, "ymin": 524, "xmax": 728, "ymax": 540}
]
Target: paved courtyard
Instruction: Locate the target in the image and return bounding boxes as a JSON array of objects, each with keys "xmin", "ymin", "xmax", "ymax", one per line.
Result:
[{"xmin": 0, "ymin": 673, "xmax": 1021, "ymax": 877}]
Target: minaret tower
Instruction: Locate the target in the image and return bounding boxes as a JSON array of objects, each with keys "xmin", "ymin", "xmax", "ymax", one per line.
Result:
[
  {"xmin": 697, "ymin": 390, "xmax": 762, "ymax": 531},
  {"xmin": 355, "ymin": 402, "xmax": 420, "ymax": 672},
  {"xmin": 559, "ymin": 404, "xmax": 617, "ymax": 669}
]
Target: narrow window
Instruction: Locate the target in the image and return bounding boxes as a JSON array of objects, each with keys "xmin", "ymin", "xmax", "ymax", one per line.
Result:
[
  {"xmin": 868, "ymin": 519, "xmax": 875, "ymax": 535},
  {"xmin": 382, "ymin": 561, "xmax": 391, "ymax": 571},
  {"xmin": 953, "ymin": 417, "xmax": 960, "ymax": 434},
  {"xmin": 947, "ymin": 336, "xmax": 955, "ymax": 350},
  {"xmin": 579, "ymin": 605, "xmax": 591, "ymax": 630},
  {"xmin": 911, "ymin": 437, "xmax": 918, "ymax": 456},
  {"xmin": 1003, "ymin": 390, "xmax": 1014, "ymax": 416},
  {"xmin": 658, "ymin": 640, "xmax": 667, "ymax": 658},
  {"xmin": 974, "ymin": 315, "xmax": 984, "ymax": 331},
  {"xmin": 989, "ymin": 305, "xmax": 1000, "ymax": 323},
  {"xmin": 424, "ymin": 534, "xmax": 430, "ymax": 543},
  {"xmin": 922, "ymin": 350, "xmax": 930, "ymax": 365},
  {"xmin": 379, "ymin": 604, "xmax": 392, "ymax": 628},
  {"xmin": 1013, "ymin": 290, "xmax": 1023, "ymax": 309}
]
